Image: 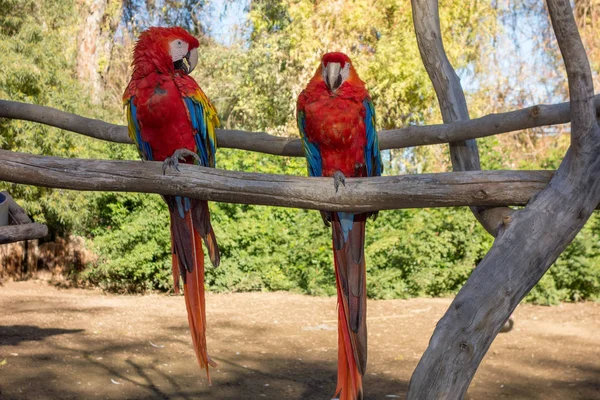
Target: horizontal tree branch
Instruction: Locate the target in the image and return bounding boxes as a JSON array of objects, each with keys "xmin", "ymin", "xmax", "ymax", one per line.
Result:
[
  {"xmin": 1, "ymin": 97, "xmax": 599, "ymax": 156},
  {"xmin": 0, "ymin": 191, "xmax": 48, "ymax": 244},
  {"xmin": 0, "ymin": 223, "xmax": 48, "ymax": 245},
  {"xmin": 0, "ymin": 148, "xmax": 575, "ymax": 212}
]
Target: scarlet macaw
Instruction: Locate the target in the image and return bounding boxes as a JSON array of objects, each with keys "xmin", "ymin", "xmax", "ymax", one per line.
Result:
[
  {"xmin": 297, "ymin": 52, "xmax": 382, "ymax": 400},
  {"xmin": 123, "ymin": 27, "xmax": 220, "ymax": 382}
]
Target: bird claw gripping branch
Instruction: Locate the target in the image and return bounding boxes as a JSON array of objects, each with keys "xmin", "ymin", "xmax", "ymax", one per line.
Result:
[
  {"xmin": 162, "ymin": 147, "xmax": 201, "ymax": 174},
  {"xmin": 333, "ymin": 171, "xmax": 347, "ymax": 193}
]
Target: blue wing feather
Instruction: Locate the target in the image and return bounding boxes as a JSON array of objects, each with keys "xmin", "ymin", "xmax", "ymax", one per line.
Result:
[
  {"xmin": 363, "ymin": 98, "xmax": 383, "ymax": 177},
  {"xmin": 183, "ymin": 96, "xmax": 216, "ymax": 168},
  {"xmin": 297, "ymin": 110, "xmax": 322, "ymax": 177},
  {"xmin": 126, "ymin": 97, "xmax": 153, "ymax": 161}
]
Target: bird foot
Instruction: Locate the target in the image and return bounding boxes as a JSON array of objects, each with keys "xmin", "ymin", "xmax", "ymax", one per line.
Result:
[
  {"xmin": 162, "ymin": 148, "xmax": 200, "ymax": 174},
  {"xmin": 354, "ymin": 162, "xmax": 364, "ymax": 175},
  {"xmin": 333, "ymin": 171, "xmax": 346, "ymax": 193}
]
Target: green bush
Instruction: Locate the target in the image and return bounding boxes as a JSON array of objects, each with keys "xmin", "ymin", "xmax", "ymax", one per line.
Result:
[
  {"xmin": 367, "ymin": 207, "xmax": 492, "ymax": 299},
  {"xmin": 2, "ymin": 0, "xmax": 600, "ymax": 304},
  {"xmin": 82, "ymin": 148, "xmax": 600, "ymax": 303},
  {"xmin": 527, "ymin": 213, "xmax": 600, "ymax": 304},
  {"xmin": 82, "ymin": 193, "xmax": 173, "ymax": 293}
]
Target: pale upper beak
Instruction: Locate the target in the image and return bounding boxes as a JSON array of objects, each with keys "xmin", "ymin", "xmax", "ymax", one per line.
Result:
[
  {"xmin": 177, "ymin": 48, "xmax": 199, "ymax": 74},
  {"xmin": 187, "ymin": 48, "xmax": 198, "ymax": 74},
  {"xmin": 324, "ymin": 62, "xmax": 343, "ymax": 91}
]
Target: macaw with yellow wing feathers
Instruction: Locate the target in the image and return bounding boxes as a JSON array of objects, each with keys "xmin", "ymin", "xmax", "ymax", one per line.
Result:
[
  {"xmin": 123, "ymin": 26, "xmax": 220, "ymax": 382},
  {"xmin": 297, "ymin": 52, "xmax": 383, "ymax": 400}
]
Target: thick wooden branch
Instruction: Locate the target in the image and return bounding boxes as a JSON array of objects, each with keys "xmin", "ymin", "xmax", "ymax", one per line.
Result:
[
  {"xmin": 1, "ymin": 97, "xmax": 600, "ymax": 156},
  {"xmin": 2, "ymin": 191, "xmax": 32, "ymax": 225},
  {"xmin": 0, "ymin": 149, "xmax": 565, "ymax": 211},
  {"xmin": 411, "ymin": 0, "xmax": 513, "ymax": 236},
  {"xmin": 0, "ymin": 191, "xmax": 48, "ymax": 244},
  {"xmin": 548, "ymin": 0, "xmax": 597, "ymax": 141},
  {"xmin": 407, "ymin": 1, "xmax": 600, "ymax": 399},
  {"xmin": 0, "ymin": 224, "xmax": 48, "ymax": 245}
]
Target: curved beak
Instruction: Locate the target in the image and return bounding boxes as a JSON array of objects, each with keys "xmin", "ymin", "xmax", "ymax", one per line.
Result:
[
  {"xmin": 324, "ymin": 62, "xmax": 342, "ymax": 91},
  {"xmin": 177, "ymin": 48, "xmax": 199, "ymax": 74},
  {"xmin": 187, "ymin": 48, "xmax": 198, "ymax": 74}
]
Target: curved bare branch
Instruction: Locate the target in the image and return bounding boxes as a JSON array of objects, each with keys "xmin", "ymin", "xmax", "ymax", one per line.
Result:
[
  {"xmin": 548, "ymin": 0, "xmax": 597, "ymax": 141},
  {"xmin": 0, "ymin": 191, "xmax": 48, "ymax": 244},
  {"xmin": 411, "ymin": 0, "xmax": 514, "ymax": 236},
  {"xmin": 1, "ymin": 97, "xmax": 599, "ymax": 156},
  {"xmin": 407, "ymin": 1, "xmax": 600, "ymax": 398},
  {"xmin": 0, "ymin": 223, "xmax": 48, "ymax": 245}
]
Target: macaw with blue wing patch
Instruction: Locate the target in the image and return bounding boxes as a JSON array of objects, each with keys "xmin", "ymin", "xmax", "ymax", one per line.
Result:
[
  {"xmin": 297, "ymin": 52, "xmax": 383, "ymax": 400},
  {"xmin": 123, "ymin": 26, "xmax": 220, "ymax": 382}
]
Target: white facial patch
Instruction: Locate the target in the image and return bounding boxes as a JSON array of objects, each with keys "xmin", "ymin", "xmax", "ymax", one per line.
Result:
[
  {"xmin": 170, "ymin": 39, "xmax": 189, "ymax": 62},
  {"xmin": 321, "ymin": 61, "xmax": 352, "ymax": 91},
  {"xmin": 340, "ymin": 62, "xmax": 350, "ymax": 81}
]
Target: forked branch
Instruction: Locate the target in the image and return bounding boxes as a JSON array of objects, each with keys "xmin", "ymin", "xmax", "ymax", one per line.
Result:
[
  {"xmin": 411, "ymin": 0, "xmax": 513, "ymax": 236},
  {"xmin": 406, "ymin": 1, "xmax": 600, "ymax": 398}
]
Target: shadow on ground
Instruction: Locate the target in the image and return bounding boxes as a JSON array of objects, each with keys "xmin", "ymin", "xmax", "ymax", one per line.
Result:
[
  {"xmin": 1, "ymin": 282, "xmax": 599, "ymax": 400},
  {"xmin": 0, "ymin": 324, "xmax": 406, "ymax": 400},
  {"xmin": 0, "ymin": 325, "xmax": 84, "ymax": 346}
]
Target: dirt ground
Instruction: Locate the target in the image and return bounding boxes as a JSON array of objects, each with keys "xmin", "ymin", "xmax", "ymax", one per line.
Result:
[{"xmin": 0, "ymin": 281, "xmax": 598, "ymax": 400}]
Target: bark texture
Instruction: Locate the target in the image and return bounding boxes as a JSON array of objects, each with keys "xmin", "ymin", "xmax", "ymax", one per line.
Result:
[
  {"xmin": 412, "ymin": 0, "xmax": 514, "ymax": 235},
  {"xmin": 2, "ymin": 96, "xmax": 599, "ymax": 155},
  {"xmin": 0, "ymin": 149, "xmax": 571, "ymax": 212},
  {"xmin": 76, "ymin": 0, "xmax": 122, "ymax": 101},
  {"xmin": 406, "ymin": 1, "xmax": 600, "ymax": 398}
]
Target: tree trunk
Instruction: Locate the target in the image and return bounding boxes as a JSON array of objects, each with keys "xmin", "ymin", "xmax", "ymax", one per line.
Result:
[
  {"xmin": 411, "ymin": 0, "xmax": 514, "ymax": 236},
  {"xmin": 76, "ymin": 0, "xmax": 122, "ymax": 102},
  {"xmin": 406, "ymin": 0, "xmax": 600, "ymax": 398}
]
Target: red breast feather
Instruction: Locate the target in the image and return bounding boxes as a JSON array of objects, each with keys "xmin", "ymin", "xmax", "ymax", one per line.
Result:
[{"xmin": 300, "ymin": 77, "xmax": 369, "ymax": 177}]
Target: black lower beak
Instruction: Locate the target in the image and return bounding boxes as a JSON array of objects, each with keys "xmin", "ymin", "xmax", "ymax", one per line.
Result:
[
  {"xmin": 326, "ymin": 74, "xmax": 343, "ymax": 91},
  {"xmin": 173, "ymin": 51, "xmax": 191, "ymax": 74}
]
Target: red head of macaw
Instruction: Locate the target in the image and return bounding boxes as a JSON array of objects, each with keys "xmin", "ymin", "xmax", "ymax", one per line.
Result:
[
  {"xmin": 297, "ymin": 52, "xmax": 383, "ymax": 400},
  {"xmin": 130, "ymin": 27, "xmax": 199, "ymax": 79},
  {"xmin": 123, "ymin": 26, "xmax": 220, "ymax": 382}
]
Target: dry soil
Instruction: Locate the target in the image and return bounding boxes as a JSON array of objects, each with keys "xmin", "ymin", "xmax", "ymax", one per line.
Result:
[{"xmin": 0, "ymin": 281, "xmax": 598, "ymax": 399}]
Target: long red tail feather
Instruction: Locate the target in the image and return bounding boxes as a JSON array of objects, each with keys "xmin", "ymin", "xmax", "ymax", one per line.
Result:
[
  {"xmin": 334, "ymin": 270, "xmax": 364, "ymax": 399},
  {"xmin": 332, "ymin": 214, "xmax": 367, "ymax": 400},
  {"xmin": 170, "ymin": 208, "xmax": 217, "ymax": 383}
]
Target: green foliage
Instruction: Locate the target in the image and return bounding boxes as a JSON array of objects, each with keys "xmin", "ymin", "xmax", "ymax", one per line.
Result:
[
  {"xmin": 206, "ymin": 203, "xmax": 336, "ymax": 295},
  {"xmin": 526, "ymin": 213, "xmax": 600, "ymax": 304},
  {"xmin": 83, "ymin": 193, "xmax": 173, "ymax": 292},
  {"xmin": 367, "ymin": 207, "xmax": 491, "ymax": 299},
  {"xmin": 0, "ymin": 0, "xmax": 123, "ymax": 234},
  {"xmin": 2, "ymin": 0, "xmax": 600, "ymax": 305}
]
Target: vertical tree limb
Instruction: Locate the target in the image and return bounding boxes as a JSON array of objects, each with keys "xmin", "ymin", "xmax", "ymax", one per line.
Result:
[
  {"xmin": 406, "ymin": 1, "xmax": 600, "ymax": 399},
  {"xmin": 411, "ymin": 0, "xmax": 514, "ymax": 235},
  {"xmin": 76, "ymin": 0, "xmax": 122, "ymax": 102}
]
